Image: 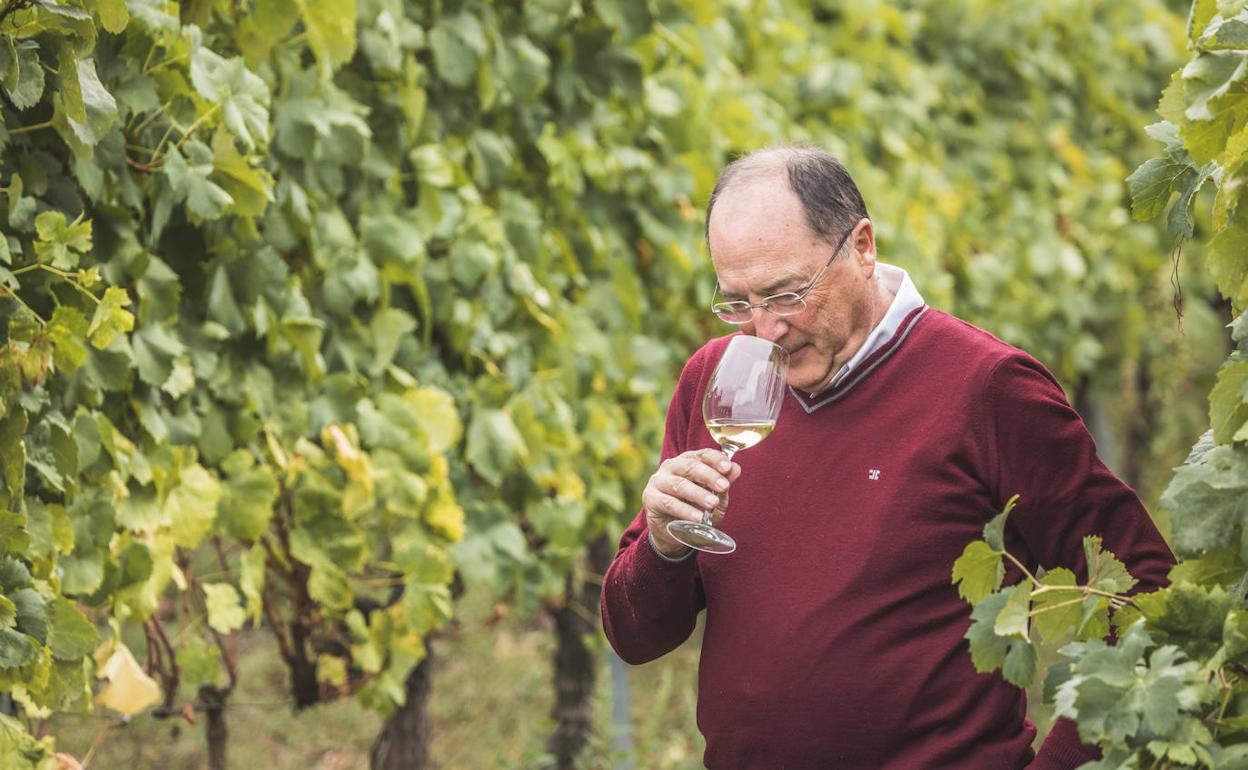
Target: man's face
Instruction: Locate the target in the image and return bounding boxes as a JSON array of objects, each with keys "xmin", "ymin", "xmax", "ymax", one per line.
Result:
[{"xmin": 707, "ymin": 176, "xmax": 878, "ymax": 394}]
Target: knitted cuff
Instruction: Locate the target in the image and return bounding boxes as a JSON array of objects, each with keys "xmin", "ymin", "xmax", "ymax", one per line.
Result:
[{"xmin": 648, "ymin": 528, "xmax": 695, "ymax": 563}]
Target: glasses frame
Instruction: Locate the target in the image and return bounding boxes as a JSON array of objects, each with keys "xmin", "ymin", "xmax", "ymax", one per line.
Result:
[{"xmin": 711, "ymin": 226, "xmax": 856, "ymax": 325}]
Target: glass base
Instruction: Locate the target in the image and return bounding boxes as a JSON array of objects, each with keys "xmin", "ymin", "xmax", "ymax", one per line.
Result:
[{"xmin": 666, "ymin": 520, "xmax": 737, "ymax": 554}]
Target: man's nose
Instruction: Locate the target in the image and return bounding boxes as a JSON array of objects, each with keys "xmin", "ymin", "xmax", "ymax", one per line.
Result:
[{"xmin": 748, "ymin": 310, "xmax": 788, "ymax": 343}]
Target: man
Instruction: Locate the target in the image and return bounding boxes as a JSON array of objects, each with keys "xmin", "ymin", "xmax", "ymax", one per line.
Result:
[{"xmin": 600, "ymin": 146, "xmax": 1174, "ymax": 768}]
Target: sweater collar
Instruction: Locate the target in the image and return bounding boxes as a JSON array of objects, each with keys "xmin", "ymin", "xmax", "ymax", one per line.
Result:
[{"xmin": 791, "ymin": 263, "xmax": 927, "ymax": 413}]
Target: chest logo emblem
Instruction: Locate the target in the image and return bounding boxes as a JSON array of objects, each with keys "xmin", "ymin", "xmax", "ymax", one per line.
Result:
[{"xmin": 868, "ymin": 468, "xmax": 881, "ymax": 481}]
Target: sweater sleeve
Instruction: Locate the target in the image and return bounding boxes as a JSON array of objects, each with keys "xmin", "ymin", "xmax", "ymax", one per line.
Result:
[
  {"xmin": 600, "ymin": 348, "xmax": 709, "ymax": 665},
  {"xmin": 985, "ymin": 354, "xmax": 1176, "ymax": 769}
]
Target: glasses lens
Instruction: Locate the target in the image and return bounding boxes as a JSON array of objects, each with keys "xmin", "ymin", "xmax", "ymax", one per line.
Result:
[
  {"xmin": 713, "ymin": 302, "xmax": 752, "ymax": 324},
  {"xmin": 766, "ymin": 294, "xmax": 806, "ymax": 316}
]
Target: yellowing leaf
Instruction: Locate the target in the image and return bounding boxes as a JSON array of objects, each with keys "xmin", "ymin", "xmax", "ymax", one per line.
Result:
[
  {"xmin": 95, "ymin": 644, "xmax": 160, "ymax": 716},
  {"xmin": 405, "ymin": 387, "xmax": 461, "ymax": 455},
  {"xmin": 424, "ymin": 493, "xmax": 465, "ymax": 542},
  {"xmin": 202, "ymin": 583, "xmax": 246, "ymax": 633},
  {"xmin": 87, "ymin": 286, "xmax": 135, "ymax": 349}
]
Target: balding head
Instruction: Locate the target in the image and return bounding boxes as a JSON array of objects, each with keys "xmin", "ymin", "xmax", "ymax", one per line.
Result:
[{"xmin": 706, "ymin": 146, "xmax": 869, "ymax": 247}]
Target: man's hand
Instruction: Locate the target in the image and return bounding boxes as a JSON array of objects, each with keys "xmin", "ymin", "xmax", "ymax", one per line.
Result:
[{"xmin": 642, "ymin": 448, "xmax": 742, "ymax": 557}]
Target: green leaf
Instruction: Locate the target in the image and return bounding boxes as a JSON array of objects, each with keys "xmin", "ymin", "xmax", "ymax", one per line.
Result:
[
  {"xmin": 406, "ymin": 387, "xmax": 461, "ymax": 455},
  {"xmin": 0, "ymin": 595, "xmax": 14, "ymax": 628},
  {"xmin": 164, "ymin": 142, "xmax": 234, "ymax": 221},
  {"xmin": 58, "ymin": 42, "xmax": 84, "ymax": 123},
  {"xmin": 88, "ymin": 286, "xmax": 135, "ymax": 349},
  {"xmin": 203, "ymin": 583, "xmax": 246, "ymax": 633},
  {"xmin": 1055, "ymin": 625, "xmax": 1211, "ymax": 747},
  {"xmin": 964, "ymin": 590, "xmax": 1036, "ymax": 687},
  {"xmin": 1162, "ymin": 440, "xmax": 1248, "ymax": 560},
  {"xmin": 430, "ymin": 12, "xmax": 487, "ymax": 88},
  {"xmin": 7, "ymin": 42, "xmax": 45, "ymax": 110},
  {"xmin": 34, "ymin": 211, "xmax": 92, "ymax": 270},
  {"xmin": 1137, "ymin": 584, "xmax": 1236, "ymax": 661},
  {"xmin": 1189, "ymin": 0, "xmax": 1219, "ymax": 45},
  {"xmin": 951, "ymin": 541, "xmax": 1003, "ymax": 604},
  {"xmin": 164, "ymin": 464, "xmax": 223, "ymax": 549},
  {"xmin": 60, "ymin": 550, "xmax": 104, "ymax": 596},
  {"xmin": 1168, "ymin": 547, "xmax": 1246, "ymax": 587},
  {"xmin": 370, "ymin": 308, "xmax": 416, "ymax": 374},
  {"xmin": 296, "ymin": 0, "xmax": 356, "ymax": 70},
  {"xmin": 64, "ymin": 58, "xmax": 119, "ymax": 146},
  {"xmin": 216, "ymin": 458, "xmax": 277, "ymax": 541},
  {"xmin": 97, "ymin": 0, "xmax": 130, "ymax": 32},
  {"xmin": 11, "ymin": 588, "xmax": 46, "ymax": 644},
  {"xmin": 0, "ymin": 627, "xmax": 37, "ymax": 668},
  {"xmin": 404, "ymin": 579, "xmax": 453, "ymax": 634},
  {"xmin": 207, "ymin": 265, "xmax": 247, "ymax": 335},
  {"xmin": 1032, "ymin": 568, "xmax": 1081, "ymax": 643},
  {"xmin": 0, "ymin": 510, "xmax": 28, "ymax": 555},
  {"xmin": 1001, "ymin": 638, "xmax": 1038, "ymax": 690},
  {"xmin": 131, "ymin": 323, "xmax": 185, "ymax": 387},
  {"xmin": 982, "ymin": 495, "xmax": 1017, "ymax": 552},
  {"xmin": 116, "ymin": 487, "xmax": 161, "ymax": 534},
  {"xmin": 993, "ymin": 583, "xmax": 1032, "ymax": 639},
  {"xmin": 280, "ymin": 317, "xmax": 325, "ymax": 379},
  {"xmin": 0, "ymin": 557, "xmax": 31, "ymax": 591},
  {"xmin": 48, "ymin": 306, "xmax": 89, "ymax": 373},
  {"xmin": 1127, "ymin": 156, "xmax": 1193, "ymax": 223},
  {"xmin": 175, "ymin": 636, "xmax": 220, "ymax": 687},
  {"xmin": 210, "ymin": 130, "xmax": 274, "ymax": 217},
  {"xmin": 1084, "ymin": 536, "xmax": 1137, "ymax": 595},
  {"xmin": 307, "ymin": 562, "xmax": 353, "ymax": 611},
  {"xmin": 1213, "ymin": 358, "xmax": 1248, "ymax": 443},
  {"xmin": 465, "ymin": 409, "xmax": 528, "ymax": 486},
  {"xmin": 1207, "ymin": 224, "xmax": 1248, "ymax": 309},
  {"xmin": 189, "ymin": 49, "xmax": 270, "ymax": 151},
  {"xmin": 495, "ymin": 36, "xmax": 550, "ymax": 103},
  {"xmin": 0, "ymin": 412, "xmax": 26, "ymax": 501},
  {"xmin": 45, "ymin": 598, "xmax": 97, "ymax": 661},
  {"xmin": 1200, "ymin": 14, "xmax": 1248, "ymax": 51},
  {"xmin": 1075, "ymin": 595, "xmax": 1111, "ymax": 641},
  {"xmin": 239, "ymin": 544, "xmax": 265, "ymax": 625}
]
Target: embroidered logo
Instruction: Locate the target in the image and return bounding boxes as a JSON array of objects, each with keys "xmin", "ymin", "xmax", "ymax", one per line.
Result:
[{"xmin": 868, "ymin": 469, "xmax": 881, "ymax": 481}]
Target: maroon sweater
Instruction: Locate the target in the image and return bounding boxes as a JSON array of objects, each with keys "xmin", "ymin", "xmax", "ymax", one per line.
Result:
[{"xmin": 601, "ymin": 309, "xmax": 1174, "ymax": 769}]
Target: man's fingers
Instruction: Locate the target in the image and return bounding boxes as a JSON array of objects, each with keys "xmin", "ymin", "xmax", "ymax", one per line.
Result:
[
  {"xmin": 695, "ymin": 447, "xmax": 733, "ymax": 471},
  {"xmin": 658, "ymin": 473, "xmax": 720, "ymax": 510},
  {"xmin": 668, "ymin": 456, "xmax": 730, "ymax": 497},
  {"xmin": 642, "ymin": 448, "xmax": 733, "ymax": 526},
  {"xmin": 650, "ymin": 493, "xmax": 705, "ymax": 524}
]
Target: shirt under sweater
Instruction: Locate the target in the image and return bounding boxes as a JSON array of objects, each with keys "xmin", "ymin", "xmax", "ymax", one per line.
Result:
[{"xmin": 601, "ymin": 308, "xmax": 1174, "ymax": 769}]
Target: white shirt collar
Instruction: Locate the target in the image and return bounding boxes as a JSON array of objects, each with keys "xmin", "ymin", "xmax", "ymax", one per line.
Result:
[{"xmin": 815, "ymin": 262, "xmax": 925, "ymax": 394}]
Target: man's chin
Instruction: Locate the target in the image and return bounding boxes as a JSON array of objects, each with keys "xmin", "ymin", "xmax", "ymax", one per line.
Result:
[{"xmin": 787, "ymin": 367, "xmax": 837, "ymax": 396}]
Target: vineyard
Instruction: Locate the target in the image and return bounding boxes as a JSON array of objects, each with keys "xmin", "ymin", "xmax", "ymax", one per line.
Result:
[{"xmin": 0, "ymin": 0, "xmax": 1244, "ymax": 768}]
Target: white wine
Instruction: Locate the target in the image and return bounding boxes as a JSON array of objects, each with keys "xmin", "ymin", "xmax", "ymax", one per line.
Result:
[{"xmin": 706, "ymin": 419, "xmax": 775, "ymax": 453}]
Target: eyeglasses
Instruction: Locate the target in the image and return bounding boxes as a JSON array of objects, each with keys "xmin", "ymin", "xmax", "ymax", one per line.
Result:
[{"xmin": 711, "ymin": 227, "xmax": 855, "ymax": 324}]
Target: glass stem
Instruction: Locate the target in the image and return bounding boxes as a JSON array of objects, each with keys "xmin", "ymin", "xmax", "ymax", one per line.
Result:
[{"xmin": 703, "ymin": 447, "xmax": 736, "ymax": 527}]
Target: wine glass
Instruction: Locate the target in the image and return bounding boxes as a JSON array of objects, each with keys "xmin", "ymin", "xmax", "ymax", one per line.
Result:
[{"xmin": 666, "ymin": 335, "xmax": 789, "ymax": 554}]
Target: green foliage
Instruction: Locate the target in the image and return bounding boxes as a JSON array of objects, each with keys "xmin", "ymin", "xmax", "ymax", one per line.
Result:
[
  {"xmin": 0, "ymin": 0, "xmax": 1213, "ymax": 763},
  {"xmin": 955, "ymin": 5, "xmax": 1248, "ymax": 763}
]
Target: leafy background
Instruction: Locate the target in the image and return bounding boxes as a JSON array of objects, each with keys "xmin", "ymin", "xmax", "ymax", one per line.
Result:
[{"xmin": 0, "ymin": 0, "xmax": 1231, "ymax": 768}]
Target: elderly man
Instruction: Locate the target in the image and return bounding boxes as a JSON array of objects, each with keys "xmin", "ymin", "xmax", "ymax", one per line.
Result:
[{"xmin": 600, "ymin": 146, "xmax": 1174, "ymax": 768}]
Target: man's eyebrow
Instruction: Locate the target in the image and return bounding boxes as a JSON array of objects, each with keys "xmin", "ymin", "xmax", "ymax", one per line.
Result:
[{"xmin": 721, "ymin": 273, "xmax": 805, "ymax": 299}]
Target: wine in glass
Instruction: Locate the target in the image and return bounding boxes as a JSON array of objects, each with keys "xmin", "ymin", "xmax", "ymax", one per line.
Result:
[{"xmin": 666, "ymin": 335, "xmax": 789, "ymax": 554}]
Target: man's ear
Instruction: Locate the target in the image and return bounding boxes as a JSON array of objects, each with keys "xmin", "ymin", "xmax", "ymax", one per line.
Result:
[{"xmin": 851, "ymin": 218, "xmax": 877, "ymax": 272}]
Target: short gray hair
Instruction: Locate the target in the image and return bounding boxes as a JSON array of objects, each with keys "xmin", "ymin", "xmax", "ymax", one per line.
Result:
[{"xmin": 706, "ymin": 145, "xmax": 869, "ymax": 244}]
